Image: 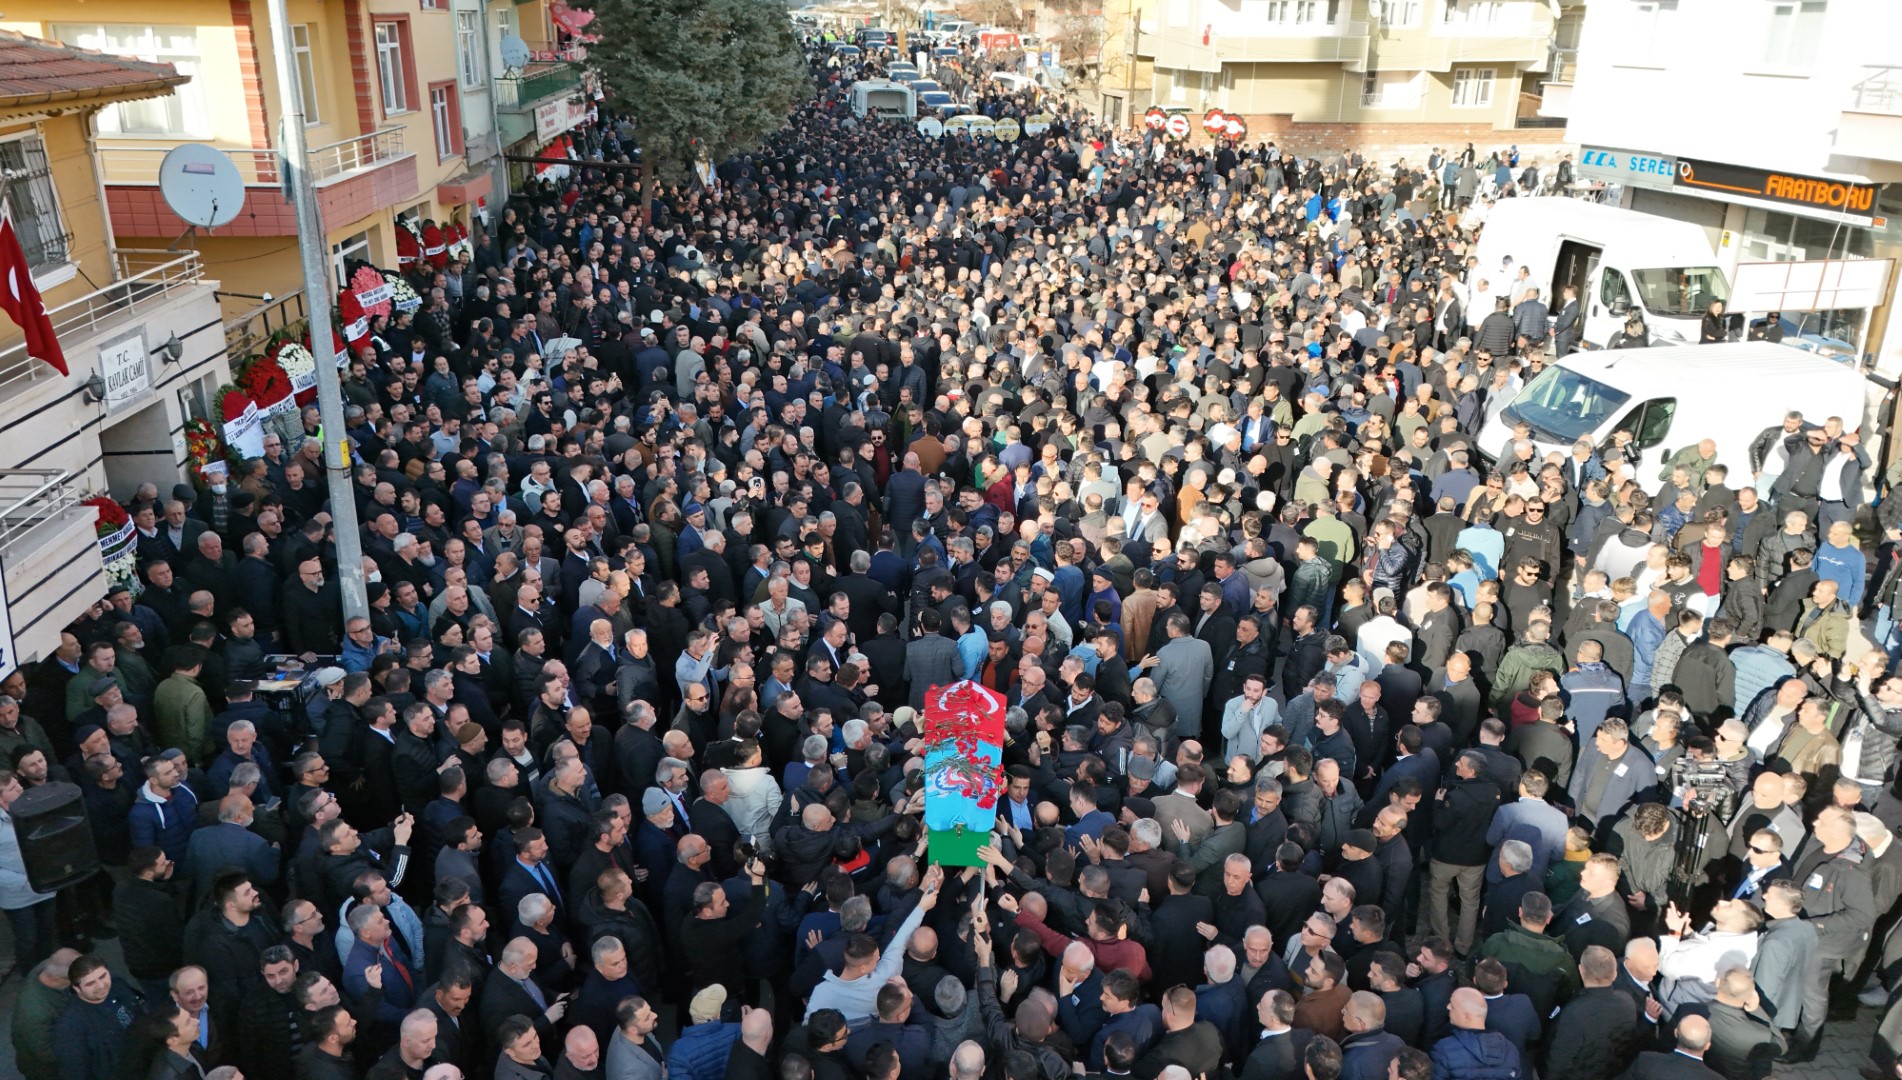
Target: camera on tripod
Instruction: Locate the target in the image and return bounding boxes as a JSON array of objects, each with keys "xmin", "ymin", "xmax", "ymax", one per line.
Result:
[{"xmin": 1669, "ymin": 755, "xmax": 1737, "ymax": 822}]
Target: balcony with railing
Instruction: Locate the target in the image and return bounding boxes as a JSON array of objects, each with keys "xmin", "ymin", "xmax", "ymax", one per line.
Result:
[
  {"xmin": 97, "ymin": 127, "xmax": 406, "ymax": 188},
  {"xmin": 220, "ymin": 289, "xmax": 309, "ymax": 359},
  {"xmin": 497, "ymin": 62, "xmax": 584, "ymax": 110},
  {"xmin": 101, "ymin": 128, "xmax": 415, "ymax": 238},
  {"xmin": 0, "ymin": 467, "xmax": 108, "ymax": 664},
  {"xmin": 0, "ymin": 470, "xmax": 83, "ymax": 555},
  {"xmin": 1371, "ymin": 7, "xmax": 1553, "ymax": 72},
  {"xmin": 1838, "ymin": 65, "xmax": 1902, "ymax": 163},
  {"xmin": 1144, "ymin": 20, "xmax": 1369, "ymax": 73},
  {"xmin": 1539, "ymin": 47, "xmax": 1576, "ymax": 119},
  {"xmin": 0, "ymin": 249, "xmax": 206, "ymax": 394}
]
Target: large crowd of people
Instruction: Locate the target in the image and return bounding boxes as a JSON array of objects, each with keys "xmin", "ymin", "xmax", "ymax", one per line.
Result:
[{"xmin": 4, "ymin": 30, "xmax": 1902, "ymax": 1080}]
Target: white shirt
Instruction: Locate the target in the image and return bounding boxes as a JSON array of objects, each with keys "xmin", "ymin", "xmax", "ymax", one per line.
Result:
[
  {"xmin": 1819, "ymin": 451, "xmax": 1853, "ymax": 501},
  {"xmin": 1658, "ymin": 929, "xmax": 1759, "ymax": 1015}
]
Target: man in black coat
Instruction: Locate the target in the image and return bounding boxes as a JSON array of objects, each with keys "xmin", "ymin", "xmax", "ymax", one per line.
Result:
[
  {"xmin": 1256, "ymin": 846, "xmax": 1322, "ymax": 950},
  {"xmin": 1133, "ymin": 985, "xmax": 1226, "ymax": 1080},
  {"xmin": 1544, "ymin": 944, "xmax": 1639, "ymax": 1080},
  {"xmin": 482, "ymin": 936, "xmax": 562, "ymax": 1045},
  {"xmin": 1430, "ymin": 749, "xmax": 1498, "ymax": 954},
  {"xmin": 1242, "ymin": 989, "xmax": 1310, "ymax": 1080},
  {"xmin": 1703, "ymin": 968, "xmax": 1784, "ymax": 1080},
  {"xmin": 1620, "ymin": 1015, "xmax": 1725, "ymax": 1080},
  {"xmin": 422, "ymin": 968, "xmax": 484, "ymax": 1080},
  {"xmin": 1557, "ymin": 853, "xmax": 1634, "ymax": 960}
]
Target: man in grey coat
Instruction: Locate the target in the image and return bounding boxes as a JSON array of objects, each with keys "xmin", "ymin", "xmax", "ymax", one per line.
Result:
[
  {"xmin": 1143, "ymin": 613, "xmax": 1214, "ymax": 740},
  {"xmin": 1751, "ymin": 878, "xmax": 1817, "ymax": 1042},
  {"xmin": 903, "ymin": 608, "xmax": 963, "ymax": 709}
]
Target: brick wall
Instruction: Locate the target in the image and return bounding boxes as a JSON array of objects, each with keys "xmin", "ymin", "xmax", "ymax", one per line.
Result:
[
  {"xmin": 229, "ymin": 0, "xmax": 277, "ymax": 184},
  {"xmin": 1208, "ymin": 115, "xmax": 1572, "ymax": 165},
  {"xmin": 345, "ymin": 0, "xmax": 376, "ymax": 136}
]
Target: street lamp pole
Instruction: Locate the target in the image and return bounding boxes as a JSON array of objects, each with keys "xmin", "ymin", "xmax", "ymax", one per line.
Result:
[{"xmin": 264, "ymin": 0, "xmax": 370, "ymax": 625}]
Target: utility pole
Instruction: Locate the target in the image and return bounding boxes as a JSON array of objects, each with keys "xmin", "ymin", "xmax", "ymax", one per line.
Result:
[{"xmin": 265, "ymin": 0, "xmax": 369, "ymax": 624}]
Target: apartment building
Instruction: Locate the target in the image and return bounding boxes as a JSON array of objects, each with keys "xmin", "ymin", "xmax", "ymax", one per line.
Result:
[
  {"xmin": 1101, "ymin": 0, "xmax": 1580, "ymax": 157},
  {"xmin": 0, "ymin": 32, "xmax": 232, "ymax": 675},
  {"xmin": 1556, "ymin": 0, "xmax": 1902, "ymax": 414},
  {"xmin": 0, "ymin": 0, "xmax": 494, "ymax": 314}
]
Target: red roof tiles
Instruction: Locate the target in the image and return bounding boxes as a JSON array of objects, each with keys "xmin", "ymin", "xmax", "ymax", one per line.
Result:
[{"xmin": 0, "ymin": 29, "xmax": 187, "ymax": 111}]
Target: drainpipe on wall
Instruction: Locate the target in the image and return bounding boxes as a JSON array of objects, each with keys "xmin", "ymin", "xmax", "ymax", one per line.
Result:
[
  {"xmin": 477, "ymin": 0, "xmax": 509, "ymax": 216},
  {"xmin": 84, "ymin": 107, "xmax": 121, "ymax": 278}
]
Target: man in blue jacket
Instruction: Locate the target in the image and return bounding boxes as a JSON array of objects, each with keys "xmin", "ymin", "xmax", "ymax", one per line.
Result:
[
  {"xmin": 127, "ymin": 750, "xmax": 200, "ymax": 863},
  {"xmin": 669, "ymin": 985, "xmax": 742, "ymax": 1080},
  {"xmin": 1429, "ymin": 987, "xmax": 1523, "ymax": 1080}
]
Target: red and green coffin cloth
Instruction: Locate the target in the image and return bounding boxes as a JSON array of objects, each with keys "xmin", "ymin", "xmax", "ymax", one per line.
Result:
[{"xmin": 923, "ymin": 680, "xmax": 1007, "ymax": 866}]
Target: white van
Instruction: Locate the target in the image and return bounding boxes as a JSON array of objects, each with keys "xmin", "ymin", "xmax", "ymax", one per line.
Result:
[
  {"xmin": 1477, "ymin": 342, "xmax": 1867, "ymax": 481},
  {"xmin": 850, "ymin": 79, "xmax": 917, "ymax": 120},
  {"xmin": 1469, "ymin": 198, "xmax": 1729, "ymax": 349}
]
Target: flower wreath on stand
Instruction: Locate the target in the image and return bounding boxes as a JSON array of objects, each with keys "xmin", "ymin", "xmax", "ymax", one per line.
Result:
[
  {"xmin": 385, "ymin": 270, "xmax": 422, "ymax": 316},
  {"xmin": 82, "ymin": 495, "xmax": 141, "ymax": 594},
  {"xmin": 265, "ymin": 329, "xmax": 318, "ymax": 408}
]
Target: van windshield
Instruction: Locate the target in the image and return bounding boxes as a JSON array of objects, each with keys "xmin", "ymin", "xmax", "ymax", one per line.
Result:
[
  {"xmin": 1632, "ymin": 266, "xmax": 1729, "ymax": 317},
  {"xmin": 1500, "ymin": 366, "xmax": 1632, "ymax": 444}
]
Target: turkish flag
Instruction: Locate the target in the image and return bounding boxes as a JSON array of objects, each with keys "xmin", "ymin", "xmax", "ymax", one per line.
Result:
[{"xmin": 0, "ymin": 213, "xmax": 66, "ymax": 376}]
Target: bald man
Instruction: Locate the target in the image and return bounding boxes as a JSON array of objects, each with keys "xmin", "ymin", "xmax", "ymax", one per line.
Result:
[
  {"xmin": 727, "ymin": 1007, "xmax": 773, "ymax": 1080},
  {"xmin": 1621, "ymin": 1014, "xmax": 1722, "ymax": 1080},
  {"xmin": 1428, "ymin": 988, "xmax": 1521, "ymax": 1080},
  {"xmin": 1337, "ymin": 990, "xmax": 1403, "ymax": 1080}
]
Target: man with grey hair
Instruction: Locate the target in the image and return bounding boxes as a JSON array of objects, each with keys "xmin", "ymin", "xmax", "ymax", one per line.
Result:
[
  {"xmin": 1479, "ymin": 840, "xmax": 1536, "ymax": 939},
  {"xmin": 950, "ymin": 1040, "xmax": 986, "ymax": 1080},
  {"xmin": 382, "ymin": 1008, "xmax": 438, "ymax": 1075}
]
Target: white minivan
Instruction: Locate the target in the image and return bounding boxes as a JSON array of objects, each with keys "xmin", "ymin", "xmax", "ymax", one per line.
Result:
[
  {"xmin": 1477, "ymin": 342, "xmax": 1868, "ymax": 480},
  {"xmin": 1469, "ymin": 197, "xmax": 1730, "ymax": 349}
]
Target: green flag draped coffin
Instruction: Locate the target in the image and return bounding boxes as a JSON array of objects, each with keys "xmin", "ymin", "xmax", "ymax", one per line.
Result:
[{"xmin": 922, "ymin": 679, "xmax": 1006, "ymax": 866}]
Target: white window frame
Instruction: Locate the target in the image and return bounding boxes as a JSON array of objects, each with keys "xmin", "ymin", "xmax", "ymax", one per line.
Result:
[
  {"xmin": 431, "ymin": 85, "xmax": 456, "ymax": 161},
  {"xmin": 1378, "ymin": 0, "xmax": 1421, "ymax": 27},
  {"xmin": 456, "ymin": 10, "xmax": 486, "ymax": 88},
  {"xmin": 375, "ymin": 22, "xmax": 409, "ymax": 115},
  {"xmin": 1442, "ymin": 0, "xmax": 1503, "ymax": 25},
  {"xmin": 332, "ymin": 231, "xmax": 372, "ymax": 289},
  {"xmin": 493, "ymin": 6, "xmax": 517, "ymax": 64},
  {"xmin": 1760, "ymin": 0, "xmax": 1826, "ymax": 68},
  {"xmin": 1265, "ymin": 0, "xmax": 1326, "ymax": 24},
  {"xmin": 1450, "ymin": 66, "xmax": 1495, "ymax": 108},
  {"xmin": 0, "ymin": 130, "xmax": 71, "ymax": 278},
  {"xmin": 1620, "ymin": 0, "xmax": 1678, "ymax": 64},
  {"xmin": 52, "ymin": 24, "xmax": 208, "ymax": 136},
  {"xmin": 1361, "ymin": 69, "xmax": 1423, "ymax": 108},
  {"xmin": 291, "ymin": 24, "xmax": 321, "ymax": 125}
]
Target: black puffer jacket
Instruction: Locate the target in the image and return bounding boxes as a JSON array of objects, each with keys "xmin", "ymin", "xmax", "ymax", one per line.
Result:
[
  {"xmin": 1842, "ymin": 678, "xmax": 1902, "ymax": 785},
  {"xmin": 772, "ymin": 822, "xmax": 845, "ymax": 886},
  {"xmin": 576, "ymin": 886, "xmax": 664, "ymax": 996}
]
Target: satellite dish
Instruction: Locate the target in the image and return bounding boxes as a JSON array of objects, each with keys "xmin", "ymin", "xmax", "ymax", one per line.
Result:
[
  {"xmin": 159, "ymin": 143, "xmax": 244, "ymax": 229},
  {"xmin": 500, "ymin": 33, "xmax": 532, "ymax": 71}
]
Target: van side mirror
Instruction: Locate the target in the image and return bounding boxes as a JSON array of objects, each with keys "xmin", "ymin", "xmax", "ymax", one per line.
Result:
[{"xmin": 1608, "ymin": 298, "xmax": 1629, "ymax": 317}]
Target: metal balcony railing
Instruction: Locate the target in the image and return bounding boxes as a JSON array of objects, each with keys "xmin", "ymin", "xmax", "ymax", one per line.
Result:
[
  {"xmin": 220, "ymin": 289, "xmax": 308, "ymax": 358},
  {"xmin": 308, "ymin": 127, "xmax": 407, "ymax": 182},
  {"xmin": 497, "ymin": 63, "xmax": 583, "ymax": 109},
  {"xmin": 98, "ymin": 129, "xmax": 404, "ymax": 187},
  {"xmin": 1851, "ymin": 65, "xmax": 1902, "ymax": 115},
  {"xmin": 96, "ymin": 143, "xmax": 280, "ymax": 186},
  {"xmin": 0, "ymin": 469, "xmax": 83, "ymax": 554},
  {"xmin": 0, "ymin": 249, "xmax": 205, "ymax": 392}
]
